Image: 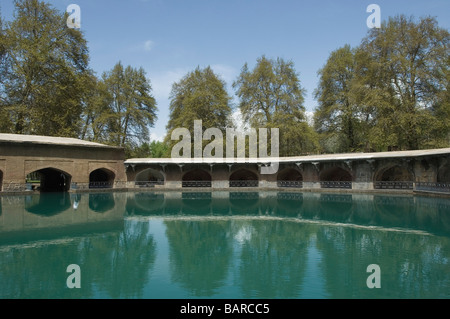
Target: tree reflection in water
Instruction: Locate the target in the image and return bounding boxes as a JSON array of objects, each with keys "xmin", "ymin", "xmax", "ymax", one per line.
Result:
[
  {"xmin": 235, "ymin": 219, "xmax": 311, "ymax": 298},
  {"xmin": 164, "ymin": 219, "xmax": 232, "ymax": 297},
  {"xmin": 0, "ymin": 191, "xmax": 449, "ymax": 298}
]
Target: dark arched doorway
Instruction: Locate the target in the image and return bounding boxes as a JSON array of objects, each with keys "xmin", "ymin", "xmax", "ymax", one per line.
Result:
[
  {"xmin": 135, "ymin": 168, "xmax": 165, "ymax": 187},
  {"xmin": 277, "ymin": 168, "xmax": 303, "ymax": 188},
  {"xmin": 26, "ymin": 168, "xmax": 71, "ymax": 192},
  {"xmin": 374, "ymin": 165, "xmax": 413, "ymax": 190},
  {"xmin": 182, "ymin": 169, "xmax": 212, "ymax": 187},
  {"xmin": 437, "ymin": 164, "xmax": 450, "ymax": 183},
  {"xmin": 229, "ymin": 169, "xmax": 258, "ymax": 187},
  {"xmin": 89, "ymin": 168, "xmax": 115, "ymax": 189},
  {"xmin": 0, "ymin": 170, "xmax": 3, "ymax": 192},
  {"xmin": 319, "ymin": 166, "xmax": 352, "ymax": 189}
]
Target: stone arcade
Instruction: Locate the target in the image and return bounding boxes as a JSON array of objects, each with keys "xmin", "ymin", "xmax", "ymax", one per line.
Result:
[{"xmin": 0, "ymin": 133, "xmax": 449, "ymax": 194}]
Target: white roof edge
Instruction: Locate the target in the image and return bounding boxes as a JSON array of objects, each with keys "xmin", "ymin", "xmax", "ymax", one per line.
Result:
[
  {"xmin": 0, "ymin": 133, "xmax": 118, "ymax": 148},
  {"xmin": 125, "ymin": 148, "xmax": 450, "ymax": 164}
]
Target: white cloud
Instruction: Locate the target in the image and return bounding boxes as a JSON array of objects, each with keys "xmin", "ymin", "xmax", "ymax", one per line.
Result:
[
  {"xmin": 150, "ymin": 132, "xmax": 164, "ymax": 142},
  {"xmin": 305, "ymin": 111, "xmax": 314, "ymax": 126},
  {"xmin": 231, "ymin": 109, "xmax": 249, "ymax": 133},
  {"xmin": 144, "ymin": 40, "xmax": 154, "ymax": 52}
]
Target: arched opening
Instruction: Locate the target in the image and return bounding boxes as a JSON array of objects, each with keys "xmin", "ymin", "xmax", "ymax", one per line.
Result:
[
  {"xmin": 135, "ymin": 168, "xmax": 165, "ymax": 187},
  {"xmin": 0, "ymin": 170, "xmax": 3, "ymax": 192},
  {"xmin": 374, "ymin": 165, "xmax": 413, "ymax": 190},
  {"xmin": 319, "ymin": 166, "xmax": 352, "ymax": 189},
  {"xmin": 26, "ymin": 168, "xmax": 71, "ymax": 192},
  {"xmin": 182, "ymin": 169, "xmax": 212, "ymax": 187},
  {"xmin": 229, "ymin": 169, "xmax": 258, "ymax": 187},
  {"xmin": 437, "ymin": 164, "xmax": 450, "ymax": 183},
  {"xmin": 277, "ymin": 168, "xmax": 303, "ymax": 188},
  {"xmin": 89, "ymin": 168, "xmax": 115, "ymax": 189}
]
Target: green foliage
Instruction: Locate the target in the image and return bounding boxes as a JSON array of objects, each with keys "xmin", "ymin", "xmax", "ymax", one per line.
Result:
[
  {"xmin": 362, "ymin": 15, "xmax": 449, "ymax": 150},
  {"xmin": 101, "ymin": 62, "xmax": 157, "ymax": 148},
  {"xmin": 234, "ymin": 56, "xmax": 318, "ymax": 156},
  {"xmin": 314, "ymin": 45, "xmax": 374, "ymax": 153},
  {"xmin": 79, "ymin": 61, "xmax": 157, "ymax": 152},
  {"xmin": 149, "ymin": 140, "xmax": 170, "ymax": 158},
  {"xmin": 0, "ymin": 1, "xmax": 157, "ymax": 156},
  {"xmin": 0, "ymin": 0, "xmax": 92, "ymax": 137},
  {"xmin": 128, "ymin": 140, "xmax": 169, "ymax": 158},
  {"xmin": 315, "ymin": 15, "xmax": 450, "ymax": 152},
  {"xmin": 165, "ymin": 66, "xmax": 233, "ymax": 156}
]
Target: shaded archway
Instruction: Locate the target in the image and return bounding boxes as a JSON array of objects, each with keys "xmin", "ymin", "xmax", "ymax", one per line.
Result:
[
  {"xmin": 277, "ymin": 168, "xmax": 303, "ymax": 188},
  {"xmin": 27, "ymin": 168, "xmax": 71, "ymax": 192},
  {"xmin": 182, "ymin": 169, "xmax": 212, "ymax": 187},
  {"xmin": 135, "ymin": 168, "xmax": 165, "ymax": 187},
  {"xmin": 229, "ymin": 169, "xmax": 258, "ymax": 187},
  {"xmin": 437, "ymin": 164, "xmax": 450, "ymax": 183},
  {"xmin": 89, "ymin": 168, "xmax": 115, "ymax": 189},
  {"xmin": 319, "ymin": 166, "xmax": 352, "ymax": 189},
  {"xmin": 374, "ymin": 165, "xmax": 413, "ymax": 190}
]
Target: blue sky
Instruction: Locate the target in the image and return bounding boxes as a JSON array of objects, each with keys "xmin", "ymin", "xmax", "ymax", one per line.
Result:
[{"xmin": 1, "ymin": 0, "xmax": 449, "ymax": 141}]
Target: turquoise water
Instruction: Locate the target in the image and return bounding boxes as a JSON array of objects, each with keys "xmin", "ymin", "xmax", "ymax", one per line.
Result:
[{"xmin": 0, "ymin": 191, "xmax": 449, "ymax": 299}]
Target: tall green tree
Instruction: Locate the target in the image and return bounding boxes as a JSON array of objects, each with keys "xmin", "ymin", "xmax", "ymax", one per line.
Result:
[
  {"xmin": 314, "ymin": 16, "xmax": 449, "ymax": 152},
  {"xmin": 233, "ymin": 56, "xmax": 318, "ymax": 156},
  {"xmin": 79, "ymin": 74, "xmax": 112, "ymax": 143},
  {"xmin": 101, "ymin": 62, "xmax": 157, "ymax": 149},
  {"xmin": 314, "ymin": 45, "xmax": 375, "ymax": 153},
  {"xmin": 360, "ymin": 15, "xmax": 449, "ymax": 150},
  {"xmin": 165, "ymin": 66, "xmax": 233, "ymax": 156},
  {"xmin": 0, "ymin": 0, "xmax": 92, "ymax": 137}
]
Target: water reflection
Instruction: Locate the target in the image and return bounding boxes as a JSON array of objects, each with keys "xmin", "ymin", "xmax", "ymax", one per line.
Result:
[
  {"xmin": 25, "ymin": 192, "xmax": 72, "ymax": 216},
  {"xmin": 89, "ymin": 193, "xmax": 115, "ymax": 213},
  {"xmin": 0, "ymin": 192, "xmax": 125, "ymax": 245},
  {"xmin": 0, "ymin": 192, "xmax": 158, "ymax": 299},
  {"xmin": 165, "ymin": 219, "xmax": 232, "ymax": 296},
  {"xmin": 0, "ymin": 191, "xmax": 449, "ymax": 299},
  {"xmin": 315, "ymin": 224, "xmax": 450, "ymax": 298},
  {"xmin": 235, "ymin": 219, "xmax": 310, "ymax": 298},
  {"xmin": 126, "ymin": 191, "xmax": 450, "ymax": 236}
]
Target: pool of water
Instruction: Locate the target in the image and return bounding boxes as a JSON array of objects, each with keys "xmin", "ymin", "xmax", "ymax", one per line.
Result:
[{"xmin": 0, "ymin": 191, "xmax": 449, "ymax": 299}]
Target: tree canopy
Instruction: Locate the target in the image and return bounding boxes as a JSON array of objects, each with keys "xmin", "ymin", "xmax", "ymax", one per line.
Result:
[
  {"xmin": 0, "ymin": 0, "xmax": 91, "ymax": 137},
  {"xmin": 165, "ymin": 66, "xmax": 233, "ymax": 157},
  {"xmin": 234, "ymin": 56, "xmax": 318, "ymax": 156},
  {"xmin": 1, "ymin": 1, "xmax": 448, "ymax": 158},
  {"xmin": 315, "ymin": 15, "xmax": 449, "ymax": 152}
]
